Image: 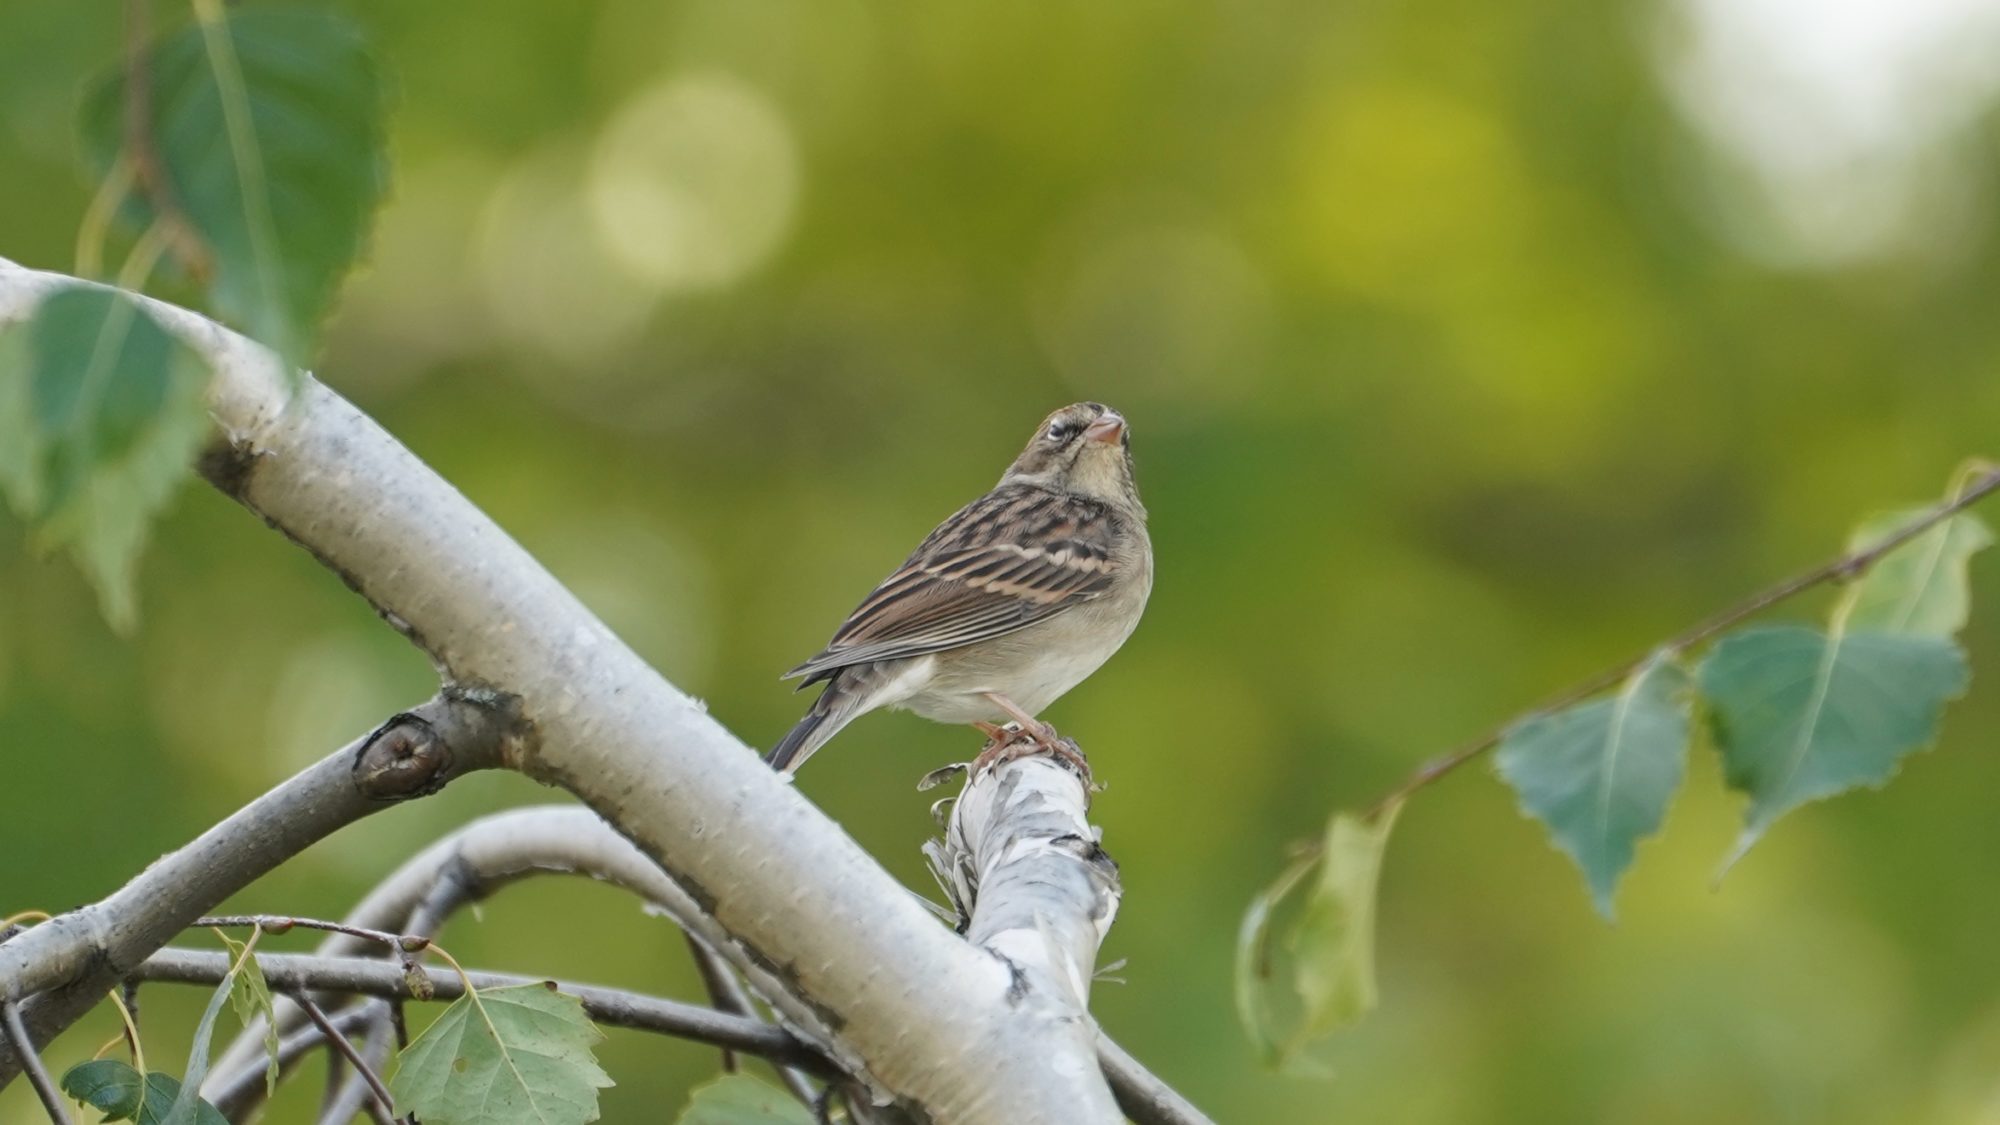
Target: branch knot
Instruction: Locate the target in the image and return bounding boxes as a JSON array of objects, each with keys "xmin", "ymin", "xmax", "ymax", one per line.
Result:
[{"xmin": 352, "ymin": 713, "xmax": 451, "ymax": 800}]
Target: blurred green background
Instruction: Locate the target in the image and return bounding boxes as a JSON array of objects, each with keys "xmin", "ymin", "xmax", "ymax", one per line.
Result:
[{"xmin": 7, "ymin": 0, "xmax": 2000, "ymax": 1121}]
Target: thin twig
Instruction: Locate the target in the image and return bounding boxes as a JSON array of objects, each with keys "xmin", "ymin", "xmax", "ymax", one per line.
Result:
[
  {"xmin": 687, "ymin": 932, "xmax": 821, "ymax": 1103},
  {"xmin": 117, "ymin": 981, "xmax": 141, "ymax": 1053},
  {"xmin": 194, "ymin": 915, "xmax": 426, "ymax": 953},
  {"xmin": 107, "ymin": 984, "xmax": 145, "ymax": 1077},
  {"xmin": 317, "ymin": 1013, "xmax": 395, "ymax": 1125},
  {"xmin": 200, "ymin": 1005, "xmax": 375, "ymax": 1119},
  {"xmin": 72, "ymin": 156, "xmax": 135, "ymax": 280},
  {"xmin": 272, "ymin": 909, "xmax": 432, "ymax": 1030},
  {"xmin": 136, "ymin": 947, "xmax": 841, "ymax": 1076},
  {"xmin": 122, "ymin": 0, "xmax": 211, "ymax": 280},
  {"xmin": 1362, "ymin": 463, "xmax": 2000, "ymax": 820},
  {"xmin": 292, "ymin": 994, "xmax": 402, "ymax": 1124},
  {"xmin": 319, "ymin": 1041, "xmax": 349, "ymax": 1121},
  {"xmin": 317, "ymin": 866, "xmax": 466, "ymax": 1121},
  {"xmin": 683, "ymin": 933, "xmax": 740, "ymax": 1073},
  {"xmin": 1, "ymin": 1000, "xmax": 73, "ymax": 1125},
  {"xmin": 236, "ymin": 905, "xmax": 444, "ymax": 1125}
]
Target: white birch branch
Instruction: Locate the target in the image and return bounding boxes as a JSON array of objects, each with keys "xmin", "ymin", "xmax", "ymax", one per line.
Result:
[
  {"xmin": 927, "ymin": 748, "xmax": 1209, "ymax": 1122},
  {"xmin": 0, "ymin": 258, "xmax": 1127, "ymax": 1122},
  {"xmin": 207, "ymin": 804, "xmax": 1207, "ymax": 1125},
  {"xmin": 927, "ymin": 749, "xmax": 1123, "ymax": 1105}
]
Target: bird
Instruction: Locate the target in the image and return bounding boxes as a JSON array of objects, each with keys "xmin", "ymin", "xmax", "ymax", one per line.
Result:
[{"xmin": 767, "ymin": 401, "xmax": 1152, "ymax": 775}]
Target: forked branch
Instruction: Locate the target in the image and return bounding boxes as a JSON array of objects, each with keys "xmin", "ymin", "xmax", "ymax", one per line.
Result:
[
  {"xmin": 0, "ymin": 693, "xmax": 512, "ymax": 1082},
  {"xmin": 0, "ymin": 257, "xmax": 1203, "ymax": 1122}
]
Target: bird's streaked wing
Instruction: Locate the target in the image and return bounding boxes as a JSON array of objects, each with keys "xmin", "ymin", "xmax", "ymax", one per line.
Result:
[{"xmin": 784, "ymin": 485, "xmax": 1123, "ymax": 684}]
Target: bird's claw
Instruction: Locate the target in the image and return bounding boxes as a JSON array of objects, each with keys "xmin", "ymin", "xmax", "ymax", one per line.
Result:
[{"xmin": 970, "ymin": 721, "xmax": 1093, "ymax": 786}]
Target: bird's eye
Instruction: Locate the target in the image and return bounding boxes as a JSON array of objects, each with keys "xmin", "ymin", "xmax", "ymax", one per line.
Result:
[{"xmin": 1046, "ymin": 420, "xmax": 1077, "ymax": 442}]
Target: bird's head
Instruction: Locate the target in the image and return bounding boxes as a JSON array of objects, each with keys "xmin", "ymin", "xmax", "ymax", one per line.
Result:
[{"xmin": 1001, "ymin": 402, "xmax": 1142, "ymax": 512}]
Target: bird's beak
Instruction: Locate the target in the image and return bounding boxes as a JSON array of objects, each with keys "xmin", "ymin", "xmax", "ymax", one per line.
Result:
[{"xmin": 1083, "ymin": 411, "xmax": 1126, "ymax": 445}]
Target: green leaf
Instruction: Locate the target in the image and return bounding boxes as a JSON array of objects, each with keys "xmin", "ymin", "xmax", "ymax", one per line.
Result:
[
  {"xmin": 390, "ymin": 982, "xmax": 614, "ymax": 1125},
  {"xmin": 675, "ymin": 1073, "xmax": 817, "ymax": 1124},
  {"xmin": 58, "ymin": 1060, "xmax": 227, "ymax": 1125},
  {"xmin": 1842, "ymin": 508, "xmax": 1993, "ymax": 637},
  {"xmin": 162, "ymin": 932, "xmax": 260, "ymax": 1125},
  {"xmin": 217, "ymin": 931, "xmax": 280, "ymax": 1095},
  {"xmin": 61, "ymin": 1059, "xmax": 146, "ymax": 1119},
  {"xmin": 1288, "ymin": 801, "xmax": 1400, "ymax": 1044},
  {"xmin": 78, "ymin": 7, "xmax": 391, "ymax": 371},
  {"xmin": 1701, "ymin": 625, "xmax": 1968, "ymax": 871},
  {"xmin": 1233, "ymin": 849, "xmax": 1318, "ymax": 1065},
  {"xmin": 1235, "ymin": 800, "xmax": 1402, "ymax": 1068},
  {"xmin": 1494, "ymin": 654, "xmax": 1690, "ymax": 920},
  {"xmin": 0, "ymin": 285, "xmax": 211, "ymax": 631}
]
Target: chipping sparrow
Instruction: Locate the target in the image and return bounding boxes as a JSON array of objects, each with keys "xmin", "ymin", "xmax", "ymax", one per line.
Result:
[{"xmin": 768, "ymin": 402, "xmax": 1151, "ymax": 773}]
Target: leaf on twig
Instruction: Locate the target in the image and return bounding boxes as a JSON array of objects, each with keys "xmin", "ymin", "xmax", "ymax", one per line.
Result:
[
  {"xmin": 1494, "ymin": 653, "xmax": 1690, "ymax": 919},
  {"xmin": 1842, "ymin": 508, "xmax": 1993, "ymax": 637},
  {"xmin": 1701, "ymin": 625, "xmax": 1967, "ymax": 873},
  {"xmin": 675, "ymin": 1073, "xmax": 817, "ymax": 1124},
  {"xmin": 1289, "ymin": 801, "xmax": 1400, "ymax": 1043},
  {"xmin": 389, "ymin": 981, "xmax": 613, "ymax": 1125},
  {"xmin": 58, "ymin": 1059, "xmax": 227, "ymax": 1125},
  {"xmin": 0, "ymin": 285, "xmax": 211, "ymax": 631},
  {"xmin": 217, "ymin": 931, "xmax": 281, "ymax": 1094},
  {"xmin": 78, "ymin": 7, "xmax": 391, "ymax": 372},
  {"xmin": 161, "ymin": 928, "xmax": 264, "ymax": 1125},
  {"xmin": 1234, "ymin": 850, "xmax": 1314, "ymax": 1065},
  {"xmin": 1233, "ymin": 477, "xmax": 1994, "ymax": 1064},
  {"xmin": 1234, "ymin": 799, "xmax": 1402, "ymax": 1068}
]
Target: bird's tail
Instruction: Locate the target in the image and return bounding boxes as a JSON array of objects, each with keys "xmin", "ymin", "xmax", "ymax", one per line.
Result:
[{"xmin": 766, "ymin": 673, "xmax": 867, "ymax": 774}]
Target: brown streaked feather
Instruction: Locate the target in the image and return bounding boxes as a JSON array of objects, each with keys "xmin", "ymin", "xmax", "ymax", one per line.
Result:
[{"xmin": 784, "ymin": 484, "xmax": 1126, "ymax": 685}]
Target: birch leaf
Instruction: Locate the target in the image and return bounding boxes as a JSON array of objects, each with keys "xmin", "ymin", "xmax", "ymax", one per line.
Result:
[
  {"xmin": 1288, "ymin": 801, "xmax": 1401, "ymax": 1046},
  {"xmin": 218, "ymin": 931, "xmax": 281, "ymax": 1094},
  {"xmin": 1701, "ymin": 625, "xmax": 1967, "ymax": 872},
  {"xmin": 675, "ymin": 1073, "xmax": 817, "ymax": 1124},
  {"xmin": 1235, "ymin": 799, "xmax": 1403, "ymax": 1067},
  {"xmin": 78, "ymin": 7, "xmax": 391, "ymax": 371},
  {"xmin": 0, "ymin": 285, "xmax": 210, "ymax": 631},
  {"xmin": 1494, "ymin": 654, "xmax": 1690, "ymax": 919},
  {"xmin": 1233, "ymin": 849, "xmax": 1318, "ymax": 1065},
  {"xmin": 1842, "ymin": 508, "xmax": 1993, "ymax": 637},
  {"xmin": 58, "ymin": 1060, "xmax": 228, "ymax": 1125},
  {"xmin": 390, "ymin": 982, "xmax": 613, "ymax": 1125}
]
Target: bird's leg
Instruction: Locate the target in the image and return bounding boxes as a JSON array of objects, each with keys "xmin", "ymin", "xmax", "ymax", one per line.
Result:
[
  {"xmin": 981, "ymin": 693, "xmax": 1059, "ymax": 745},
  {"xmin": 977, "ymin": 692, "xmax": 1091, "ymax": 781},
  {"xmin": 970, "ymin": 719, "xmax": 1034, "ymax": 774}
]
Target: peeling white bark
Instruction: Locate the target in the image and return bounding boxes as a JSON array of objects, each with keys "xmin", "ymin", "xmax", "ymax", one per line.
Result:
[
  {"xmin": 927, "ymin": 751, "xmax": 1123, "ymax": 1104},
  {"xmin": 0, "ymin": 259, "xmax": 1126, "ymax": 1122}
]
